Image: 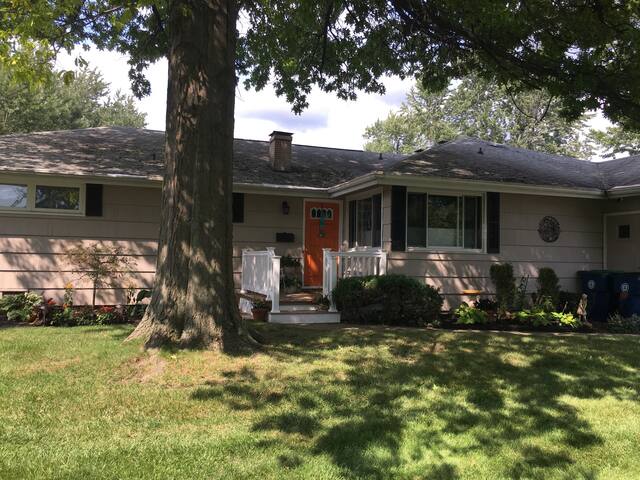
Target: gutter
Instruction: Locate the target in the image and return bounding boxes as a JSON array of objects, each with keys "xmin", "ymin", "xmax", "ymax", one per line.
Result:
[
  {"xmin": 329, "ymin": 172, "xmax": 605, "ymax": 199},
  {"xmin": 0, "ymin": 168, "xmax": 612, "ymax": 200}
]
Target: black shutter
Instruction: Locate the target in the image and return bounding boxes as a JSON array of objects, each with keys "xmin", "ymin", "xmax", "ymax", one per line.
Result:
[
  {"xmin": 391, "ymin": 186, "xmax": 407, "ymax": 251},
  {"xmin": 85, "ymin": 184, "xmax": 103, "ymax": 217},
  {"xmin": 232, "ymin": 193, "xmax": 244, "ymax": 223},
  {"xmin": 348, "ymin": 200, "xmax": 357, "ymax": 247},
  {"xmin": 486, "ymin": 192, "xmax": 500, "ymax": 253}
]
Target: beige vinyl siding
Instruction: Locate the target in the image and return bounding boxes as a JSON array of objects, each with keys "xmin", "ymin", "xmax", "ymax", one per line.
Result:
[
  {"xmin": 232, "ymin": 194, "xmax": 304, "ymax": 287},
  {"xmin": 380, "ymin": 188, "xmax": 604, "ymax": 307},
  {"xmin": 0, "ymin": 186, "xmax": 305, "ymax": 304},
  {"xmin": 0, "ymin": 185, "xmax": 160, "ymax": 304},
  {"xmin": 604, "ymin": 195, "xmax": 640, "ymax": 271}
]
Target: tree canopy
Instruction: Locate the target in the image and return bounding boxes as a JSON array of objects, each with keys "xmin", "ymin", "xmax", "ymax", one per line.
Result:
[
  {"xmin": 0, "ymin": 66, "xmax": 146, "ymax": 134},
  {"xmin": 589, "ymin": 126, "xmax": 640, "ymax": 159},
  {"xmin": 364, "ymin": 76, "xmax": 593, "ymax": 158}
]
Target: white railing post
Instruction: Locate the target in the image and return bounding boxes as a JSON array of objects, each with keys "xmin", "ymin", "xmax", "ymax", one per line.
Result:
[
  {"xmin": 271, "ymin": 255, "xmax": 280, "ymax": 313},
  {"xmin": 322, "ymin": 248, "xmax": 331, "ymax": 297},
  {"xmin": 379, "ymin": 250, "xmax": 387, "ymax": 275}
]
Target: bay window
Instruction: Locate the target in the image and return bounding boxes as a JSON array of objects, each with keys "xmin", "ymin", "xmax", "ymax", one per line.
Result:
[
  {"xmin": 349, "ymin": 193, "xmax": 382, "ymax": 248},
  {"xmin": 407, "ymin": 192, "xmax": 483, "ymax": 250}
]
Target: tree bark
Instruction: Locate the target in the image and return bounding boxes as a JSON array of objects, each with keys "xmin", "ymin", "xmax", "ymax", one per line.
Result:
[{"xmin": 127, "ymin": 0, "xmax": 248, "ymax": 351}]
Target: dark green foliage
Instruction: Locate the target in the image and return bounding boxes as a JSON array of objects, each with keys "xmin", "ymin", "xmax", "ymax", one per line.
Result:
[
  {"xmin": 489, "ymin": 264, "xmax": 516, "ymax": 311},
  {"xmin": 0, "ymin": 66, "xmax": 146, "ymax": 134},
  {"xmin": 0, "ymin": 292, "xmax": 42, "ymax": 322},
  {"xmin": 49, "ymin": 305, "xmax": 131, "ymax": 326},
  {"xmin": 589, "ymin": 126, "xmax": 640, "ymax": 158},
  {"xmin": 332, "ymin": 275, "xmax": 443, "ymax": 326},
  {"xmin": 558, "ymin": 291, "xmax": 580, "ymax": 314},
  {"xmin": 454, "ymin": 303, "xmax": 489, "ymax": 325},
  {"xmin": 608, "ymin": 314, "xmax": 640, "ymax": 334},
  {"xmin": 473, "ymin": 297, "xmax": 498, "ymax": 312},
  {"xmin": 364, "ymin": 76, "xmax": 592, "ymax": 157},
  {"xmin": 537, "ymin": 268, "xmax": 561, "ymax": 305}
]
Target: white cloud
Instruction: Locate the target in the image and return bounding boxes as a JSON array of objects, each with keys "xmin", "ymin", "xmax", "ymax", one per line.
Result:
[{"xmin": 56, "ymin": 47, "xmax": 411, "ymax": 149}]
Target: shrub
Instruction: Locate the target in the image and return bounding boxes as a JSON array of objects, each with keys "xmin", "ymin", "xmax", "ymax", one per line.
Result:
[
  {"xmin": 0, "ymin": 292, "xmax": 42, "ymax": 322},
  {"xmin": 550, "ymin": 311, "xmax": 582, "ymax": 328},
  {"xmin": 515, "ymin": 309, "xmax": 551, "ymax": 327},
  {"xmin": 332, "ymin": 274, "xmax": 443, "ymax": 326},
  {"xmin": 473, "ymin": 297, "xmax": 498, "ymax": 312},
  {"xmin": 537, "ymin": 267, "xmax": 560, "ymax": 305},
  {"xmin": 454, "ymin": 303, "xmax": 489, "ymax": 325},
  {"xmin": 558, "ymin": 291, "xmax": 580, "ymax": 314},
  {"xmin": 489, "ymin": 263, "xmax": 515, "ymax": 311},
  {"xmin": 608, "ymin": 313, "xmax": 640, "ymax": 334}
]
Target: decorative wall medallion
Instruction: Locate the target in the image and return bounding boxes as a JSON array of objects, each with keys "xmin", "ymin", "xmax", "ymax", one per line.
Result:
[{"xmin": 538, "ymin": 216, "xmax": 560, "ymax": 243}]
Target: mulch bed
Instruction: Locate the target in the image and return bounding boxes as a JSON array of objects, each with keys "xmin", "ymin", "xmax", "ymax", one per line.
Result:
[{"xmin": 434, "ymin": 320, "xmax": 612, "ymax": 334}]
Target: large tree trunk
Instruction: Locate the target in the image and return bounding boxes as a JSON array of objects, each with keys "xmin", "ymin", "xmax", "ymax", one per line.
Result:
[{"xmin": 127, "ymin": 0, "xmax": 248, "ymax": 351}]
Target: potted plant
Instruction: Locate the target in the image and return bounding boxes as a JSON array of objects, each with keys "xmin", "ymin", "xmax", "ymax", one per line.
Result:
[{"xmin": 251, "ymin": 299, "xmax": 271, "ymax": 322}]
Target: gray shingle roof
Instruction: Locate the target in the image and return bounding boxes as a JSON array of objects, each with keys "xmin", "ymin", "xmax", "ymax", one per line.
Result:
[
  {"xmin": 594, "ymin": 154, "xmax": 640, "ymax": 189},
  {"xmin": 0, "ymin": 128, "xmax": 639, "ymax": 192},
  {"xmin": 0, "ymin": 126, "xmax": 402, "ymax": 188},
  {"xmin": 384, "ymin": 137, "xmax": 608, "ymax": 190}
]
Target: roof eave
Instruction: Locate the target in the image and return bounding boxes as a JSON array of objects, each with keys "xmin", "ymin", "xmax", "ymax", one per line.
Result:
[
  {"xmin": 378, "ymin": 174, "xmax": 605, "ymax": 198},
  {"xmin": 605, "ymin": 185, "xmax": 640, "ymax": 199}
]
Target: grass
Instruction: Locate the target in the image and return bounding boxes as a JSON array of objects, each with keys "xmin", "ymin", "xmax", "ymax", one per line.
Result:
[{"xmin": 1, "ymin": 323, "xmax": 639, "ymax": 479}]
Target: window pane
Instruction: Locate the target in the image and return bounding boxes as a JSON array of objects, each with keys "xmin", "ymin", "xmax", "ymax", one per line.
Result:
[
  {"xmin": 428, "ymin": 195, "xmax": 459, "ymax": 247},
  {"xmin": 0, "ymin": 184, "xmax": 27, "ymax": 208},
  {"xmin": 371, "ymin": 194, "xmax": 382, "ymax": 248},
  {"xmin": 356, "ymin": 197, "xmax": 373, "ymax": 246},
  {"xmin": 407, "ymin": 193, "xmax": 426, "ymax": 247},
  {"xmin": 464, "ymin": 196, "xmax": 482, "ymax": 249},
  {"xmin": 35, "ymin": 186, "xmax": 80, "ymax": 210}
]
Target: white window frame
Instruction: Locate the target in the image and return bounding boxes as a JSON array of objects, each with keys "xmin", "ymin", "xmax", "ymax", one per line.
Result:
[
  {"xmin": 0, "ymin": 175, "xmax": 85, "ymax": 216},
  {"xmin": 346, "ymin": 188, "xmax": 384, "ymax": 248},
  {"xmin": 406, "ymin": 188, "xmax": 487, "ymax": 253}
]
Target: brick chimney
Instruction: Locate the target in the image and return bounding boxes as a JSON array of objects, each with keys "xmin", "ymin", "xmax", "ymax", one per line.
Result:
[{"xmin": 269, "ymin": 131, "xmax": 293, "ymax": 171}]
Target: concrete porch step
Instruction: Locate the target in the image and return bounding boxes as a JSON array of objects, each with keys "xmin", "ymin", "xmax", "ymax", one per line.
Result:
[
  {"xmin": 279, "ymin": 302, "xmax": 324, "ymax": 312},
  {"xmin": 268, "ymin": 309, "xmax": 341, "ymax": 324}
]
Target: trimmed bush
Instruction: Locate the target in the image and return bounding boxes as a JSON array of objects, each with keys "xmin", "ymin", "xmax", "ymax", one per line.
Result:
[
  {"xmin": 489, "ymin": 263, "xmax": 515, "ymax": 311},
  {"xmin": 537, "ymin": 267, "xmax": 560, "ymax": 305},
  {"xmin": 332, "ymin": 274, "xmax": 443, "ymax": 326}
]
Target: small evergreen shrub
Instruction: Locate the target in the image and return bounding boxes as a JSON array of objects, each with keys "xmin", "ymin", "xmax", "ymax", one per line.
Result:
[
  {"xmin": 537, "ymin": 267, "xmax": 560, "ymax": 305},
  {"xmin": 332, "ymin": 274, "xmax": 443, "ymax": 326},
  {"xmin": 489, "ymin": 263, "xmax": 515, "ymax": 311}
]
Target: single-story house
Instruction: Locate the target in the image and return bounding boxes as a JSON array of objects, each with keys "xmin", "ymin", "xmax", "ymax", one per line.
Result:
[{"xmin": 1, "ymin": 126, "xmax": 639, "ymax": 314}]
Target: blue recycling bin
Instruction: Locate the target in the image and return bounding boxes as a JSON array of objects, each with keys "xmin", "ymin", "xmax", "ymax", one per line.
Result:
[
  {"xmin": 611, "ymin": 272, "xmax": 640, "ymax": 317},
  {"xmin": 577, "ymin": 270, "xmax": 613, "ymax": 322}
]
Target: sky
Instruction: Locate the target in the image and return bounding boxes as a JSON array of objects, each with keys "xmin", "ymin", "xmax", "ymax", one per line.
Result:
[
  {"xmin": 57, "ymin": 47, "xmax": 413, "ymax": 150},
  {"xmin": 56, "ymin": 47, "xmax": 611, "ymax": 154}
]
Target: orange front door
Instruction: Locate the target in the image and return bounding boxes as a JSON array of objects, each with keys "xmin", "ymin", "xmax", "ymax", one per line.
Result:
[{"xmin": 304, "ymin": 201, "xmax": 340, "ymax": 287}]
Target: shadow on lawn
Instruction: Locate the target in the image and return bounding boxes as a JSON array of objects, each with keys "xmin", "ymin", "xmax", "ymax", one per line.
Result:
[{"xmin": 191, "ymin": 326, "xmax": 640, "ymax": 479}]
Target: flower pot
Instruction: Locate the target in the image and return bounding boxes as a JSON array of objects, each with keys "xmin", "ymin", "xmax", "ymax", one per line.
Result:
[{"xmin": 251, "ymin": 307, "xmax": 269, "ymax": 322}]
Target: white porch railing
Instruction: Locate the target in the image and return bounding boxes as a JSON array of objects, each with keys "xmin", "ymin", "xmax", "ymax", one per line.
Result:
[
  {"xmin": 240, "ymin": 248, "xmax": 281, "ymax": 313},
  {"xmin": 322, "ymin": 247, "xmax": 387, "ymax": 312}
]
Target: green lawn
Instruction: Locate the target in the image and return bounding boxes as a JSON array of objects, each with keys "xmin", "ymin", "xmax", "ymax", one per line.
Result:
[{"xmin": 1, "ymin": 324, "xmax": 639, "ymax": 479}]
